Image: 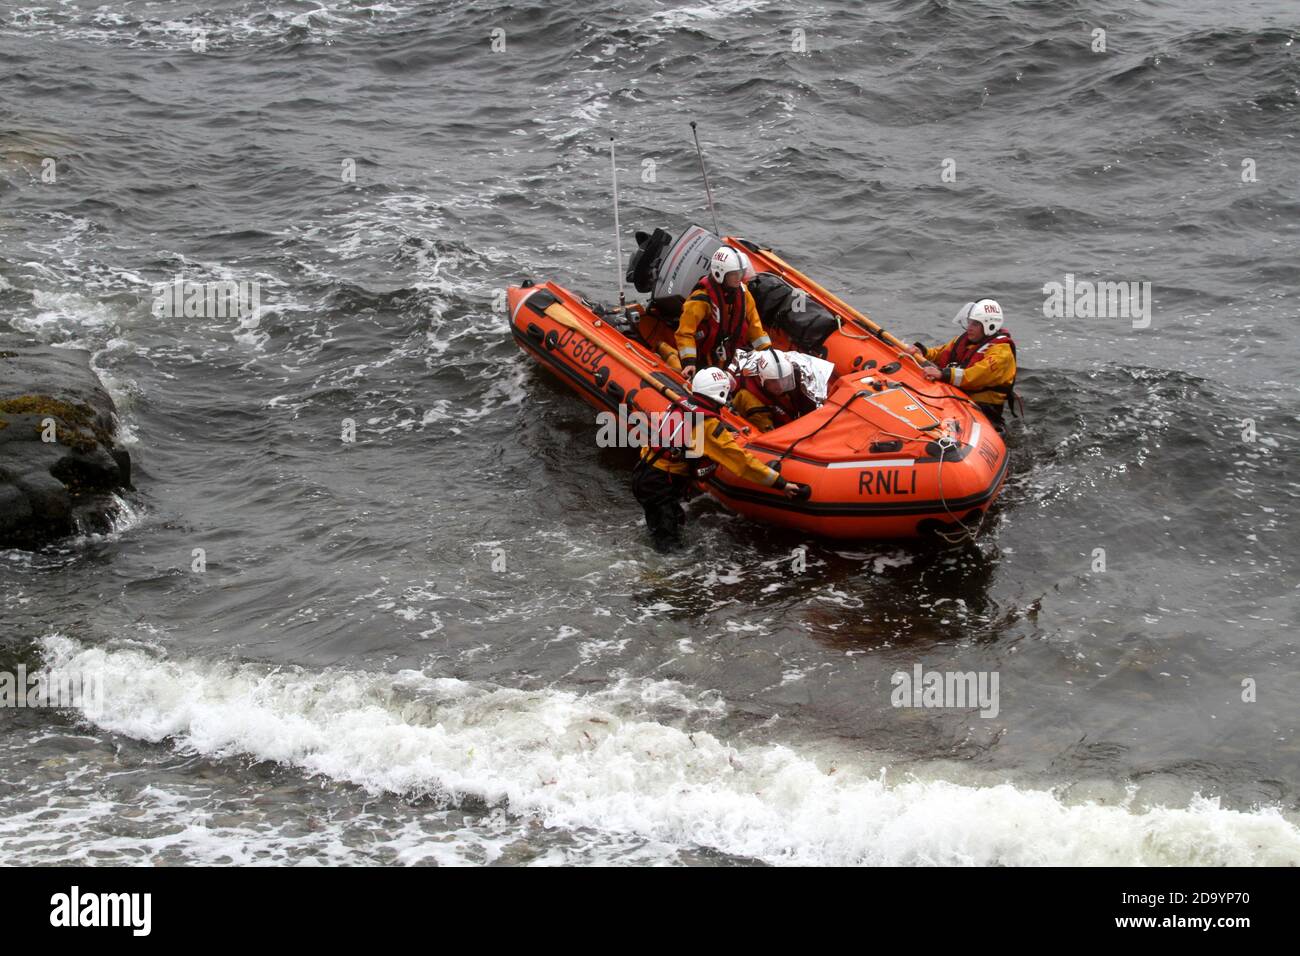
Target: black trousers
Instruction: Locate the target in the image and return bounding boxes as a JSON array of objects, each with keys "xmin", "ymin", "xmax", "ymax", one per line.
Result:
[
  {"xmin": 977, "ymin": 402, "xmax": 1006, "ymax": 433},
  {"xmin": 631, "ymin": 458, "xmax": 691, "ymax": 552}
]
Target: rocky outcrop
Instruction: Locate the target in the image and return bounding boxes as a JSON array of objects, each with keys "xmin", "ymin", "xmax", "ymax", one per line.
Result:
[{"xmin": 0, "ymin": 339, "xmax": 132, "ymax": 548}]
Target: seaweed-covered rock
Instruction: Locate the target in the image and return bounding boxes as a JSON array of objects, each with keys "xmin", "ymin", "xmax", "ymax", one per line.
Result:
[{"xmin": 0, "ymin": 339, "xmax": 132, "ymax": 548}]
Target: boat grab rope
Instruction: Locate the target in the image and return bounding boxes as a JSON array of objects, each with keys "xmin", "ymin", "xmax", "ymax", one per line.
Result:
[
  {"xmin": 774, "ymin": 392, "xmax": 939, "ymax": 470},
  {"xmin": 933, "ymin": 435, "xmax": 987, "ymax": 545},
  {"xmin": 772, "ymin": 389, "xmax": 867, "ymax": 468},
  {"xmin": 894, "ymin": 383, "xmax": 982, "ymax": 413}
]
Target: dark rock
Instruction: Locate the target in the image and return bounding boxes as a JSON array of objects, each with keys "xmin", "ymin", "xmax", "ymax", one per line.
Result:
[
  {"xmin": 0, "ymin": 338, "xmax": 133, "ymax": 548},
  {"xmin": 0, "ymin": 484, "xmax": 33, "ymax": 532}
]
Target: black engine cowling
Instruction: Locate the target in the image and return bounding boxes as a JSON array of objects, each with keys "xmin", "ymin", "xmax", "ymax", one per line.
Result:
[{"xmin": 625, "ymin": 228, "xmax": 673, "ymax": 293}]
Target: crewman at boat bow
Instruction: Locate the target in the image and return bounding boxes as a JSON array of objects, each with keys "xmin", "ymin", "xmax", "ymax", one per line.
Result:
[{"xmin": 906, "ymin": 299, "xmax": 1018, "ymax": 428}]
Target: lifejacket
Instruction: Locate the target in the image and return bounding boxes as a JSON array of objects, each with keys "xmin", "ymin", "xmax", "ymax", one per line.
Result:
[
  {"xmin": 937, "ymin": 329, "xmax": 1019, "ymax": 406},
  {"xmin": 687, "ymin": 277, "xmax": 748, "ymax": 368},
  {"xmin": 738, "ymin": 376, "xmax": 798, "ymax": 428},
  {"xmin": 643, "ymin": 397, "xmax": 722, "ymax": 478}
]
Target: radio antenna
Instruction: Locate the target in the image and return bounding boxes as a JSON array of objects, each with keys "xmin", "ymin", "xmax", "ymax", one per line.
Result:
[
  {"xmin": 610, "ymin": 136, "xmax": 625, "ymax": 311},
  {"xmin": 690, "ymin": 121, "xmax": 722, "ymax": 235}
]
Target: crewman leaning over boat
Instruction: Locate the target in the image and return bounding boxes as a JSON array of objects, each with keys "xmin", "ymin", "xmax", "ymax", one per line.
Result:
[
  {"xmin": 906, "ymin": 299, "xmax": 1019, "ymax": 429},
  {"xmin": 677, "ymin": 246, "xmax": 771, "ymax": 379},
  {"xmin": 655, "ymin": 341, "xmax": 784, "ymax": 433},
  {"xmin": 632, "ymin": 367, "xmax": 808, "ymax": 552},
  {"xmin": 731, "ymin": 349, "xmax": 818, "ymax": 433}
]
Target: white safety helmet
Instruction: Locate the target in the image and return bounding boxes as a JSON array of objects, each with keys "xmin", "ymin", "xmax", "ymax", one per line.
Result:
[
  {"xmin": 709, "ymin": 246, "xmax": 745, "ymax": 284},
  {"xmin": 736, "ymin": 249, "xmax": 757, "ymax": 283},
  {"xmin": 756, "ymin": 349, "xmax": 797, "ymax": 395},
  {"xmin": 953, "ymin": 298, "xmax": 1004, "ymax": 336},
  {"xmin": 691, "ymin": 366, "xmax": 733, "ymax": 404}
]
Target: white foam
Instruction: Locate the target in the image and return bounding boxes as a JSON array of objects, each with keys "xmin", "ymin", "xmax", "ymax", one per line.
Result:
[
  {"xmin": 21, "ymin": 289, "xmax": 116, "ymax": 333},
  {"xmin": 639, "ymin": 0, "xmax": 769, "ymax": 27},
  {"xmin": 0, "ymin": 763, "xmax": 525, "ymax": 866},
  {"xmin": 38, "ymin": 634, "xmax": 1300, "ymax": 866},
  {"xmin": 89, "ymin": 344, "xmax": 141, "ymax": 446},
  {"xmin": 69, "ymin": 492, "xmax": 146, "ymax": 543},
  {"xmin": 0, "ymin": 1, "xmax": 424, "ymax": 47}
]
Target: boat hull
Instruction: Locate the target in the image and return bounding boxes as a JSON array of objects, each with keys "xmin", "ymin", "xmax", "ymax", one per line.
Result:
[{"xmin": 507, "ymin": 244, "xmax": 1009, "ymax": 540}]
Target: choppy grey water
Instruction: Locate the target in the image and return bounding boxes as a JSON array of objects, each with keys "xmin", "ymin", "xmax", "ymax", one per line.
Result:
[{"xmin": 1, "ymin": 0, "xmax": 1297, "ymax": 865}]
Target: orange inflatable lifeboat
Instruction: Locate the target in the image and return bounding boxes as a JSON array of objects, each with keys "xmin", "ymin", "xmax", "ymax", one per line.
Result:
[{"xmin": 506, "ymin": 228, "xmax": 1010, "ymax": 540}]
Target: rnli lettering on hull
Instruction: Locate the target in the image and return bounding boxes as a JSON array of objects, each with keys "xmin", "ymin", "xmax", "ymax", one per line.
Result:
[
  {"xmin": 858, "ymin": 469, "xmax": 917, "ymax": 495},
  {"xmin": 977, "ymin": 438, "xmax": 1000, "ymax": 469}
]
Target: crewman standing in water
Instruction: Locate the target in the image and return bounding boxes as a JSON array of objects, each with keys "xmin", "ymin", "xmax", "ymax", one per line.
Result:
[
  {"xmin": 676, "ymin": 246, "xmax": 771, "ymax": 379},
  {"xmin": 907, "ymin": 299, "xmax": 1019, "ymax": 428},
  {"xmin": 632, "ymin": 367, "xmax": 807, "ymax": 552}
]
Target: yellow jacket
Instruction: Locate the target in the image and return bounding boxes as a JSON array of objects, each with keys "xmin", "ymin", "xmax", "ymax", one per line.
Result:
[
  {"xmin": 731, "ymin": 385, "xmax": 776, "ymax": 433},
  {"xmin": 675, "ymin": 282, "xmax": 771, "ymax": 366},
  {"xmin": 921, "ymin": 333, "xmax": 1017, "ymax": 407},
  {"xmin": 640, "ymin": 410, "xmax": 785, "ymax": 487}
]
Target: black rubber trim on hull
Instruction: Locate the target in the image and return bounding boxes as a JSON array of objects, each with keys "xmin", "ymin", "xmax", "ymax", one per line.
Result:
[
  {"xmin": 513, "ymin": 325, "xmax": 620, "ymax": 409},
  {"xmin": 524, "ymin": 289, "xmax": 561, "ymax": 315}
]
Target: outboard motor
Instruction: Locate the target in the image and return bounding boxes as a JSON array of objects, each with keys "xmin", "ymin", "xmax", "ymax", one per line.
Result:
[
  {"xmin": 625, "ymin": 228, "xmax": 674, "ymax": 293},
  {"xmin": 651, "ymin": 225, "xmax": 721, "ymax": 305},
  {"xmin": 625, "ymin": 224, "xmax": 723, "ymax": 320}
]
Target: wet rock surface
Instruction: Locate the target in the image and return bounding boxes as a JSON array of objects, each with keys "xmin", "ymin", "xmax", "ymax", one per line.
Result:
[{"xmin": 0, "ymin": 339, "xmax": 132, "ymax": 548}]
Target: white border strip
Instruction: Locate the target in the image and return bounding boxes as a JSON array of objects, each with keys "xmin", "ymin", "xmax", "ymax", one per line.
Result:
[{"xmin": 827, "ymin": 458, "xmax": 914, "ymax": 469}]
